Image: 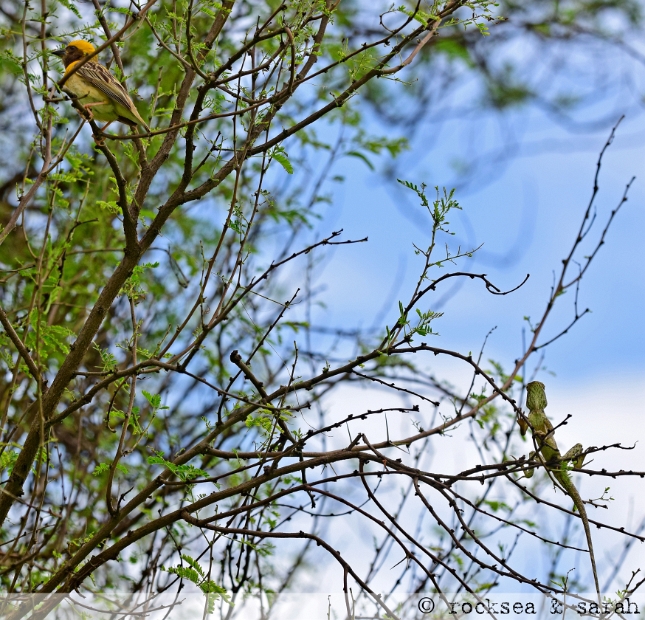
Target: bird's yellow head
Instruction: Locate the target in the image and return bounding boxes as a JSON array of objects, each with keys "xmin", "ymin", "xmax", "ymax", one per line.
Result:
[{"xmin": 53, "ymin": 40, "xmax": 98, "ymax": 68}]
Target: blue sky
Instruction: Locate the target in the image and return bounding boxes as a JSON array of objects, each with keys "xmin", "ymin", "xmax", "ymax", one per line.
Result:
[{"xmin": 308, "ymin": 105, "xmax": 645, "ymax": 386}]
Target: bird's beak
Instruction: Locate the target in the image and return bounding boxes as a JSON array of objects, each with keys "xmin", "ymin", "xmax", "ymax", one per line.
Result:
[{"xmin": 52, "ymin": 48, "xmax": 66, "ymax": 57}]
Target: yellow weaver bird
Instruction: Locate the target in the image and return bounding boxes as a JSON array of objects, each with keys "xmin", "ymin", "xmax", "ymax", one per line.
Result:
[{"xmin": 53, "ymin": 40, "xmax": 150, "ymax": 133}]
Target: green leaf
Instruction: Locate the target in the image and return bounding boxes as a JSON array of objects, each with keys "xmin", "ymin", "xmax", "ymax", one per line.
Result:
[
  {"xmin": 142, "ymin": 390, "xmax": 162, "ymax": 409},
  {"xmin": 346, "ymin": 150, "xmax": 374, "ymax": 170},
  {"xmin": 92, "ymin": 463, "xmax": 109, "ymax": 477},
  {"xmin": 0, "ymin": 50, "xmax": 23, "ymax": 77},
  {"xmin": 272, "ymin": 152, "xmax": 293, "ymax": 174},
  {"xmin": 56, "ymin": 0, "xmax": 82, "ymax": 18},
  {"xmin": 148, "ymin": 452, "xmax": 208, "ymax": 481}
]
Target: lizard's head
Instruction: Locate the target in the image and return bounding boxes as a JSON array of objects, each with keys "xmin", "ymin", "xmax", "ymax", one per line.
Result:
[{"xmin": 526, "ymin": 381, "xmax": 547, "ymax": 410}]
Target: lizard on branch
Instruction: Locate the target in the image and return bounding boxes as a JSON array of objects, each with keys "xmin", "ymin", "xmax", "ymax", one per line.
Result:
[{"xmin": 519, "ymin": 381, "xmax": 600, "ymax": 601}]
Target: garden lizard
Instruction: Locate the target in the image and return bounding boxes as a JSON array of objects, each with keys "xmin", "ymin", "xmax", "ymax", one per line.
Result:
[{"xmin": 520, "ymin": 381, "xmax": 600, "ymax": 601}]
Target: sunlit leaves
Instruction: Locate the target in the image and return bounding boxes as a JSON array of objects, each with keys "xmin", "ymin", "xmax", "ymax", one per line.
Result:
[
  {"xmin": 269, "ymin": 145, "xmax": 294, "ymax": 174},
  {"xmin": 148, "ymin": 452, "xmax": 208, "ymax": 481},
  {"xmin": 164, "ymin": 554, "xmax": 231, "ymax": 611},
  {"xmin": 120, "ymin": 262, "xmax": 159, "ymax": 301}
]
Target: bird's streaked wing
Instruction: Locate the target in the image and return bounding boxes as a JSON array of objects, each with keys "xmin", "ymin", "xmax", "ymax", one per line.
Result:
[{"xmin": 76, "ymin": 62, "xmax": 136, "ymax": 112}]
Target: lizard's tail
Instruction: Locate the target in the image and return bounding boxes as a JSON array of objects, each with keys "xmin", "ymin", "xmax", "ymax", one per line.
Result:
[
  {"xmin": 564, "ymin": 477, "xmax": 601, "ymax": 605},
  {"xmin": 580, "ymin": 501, "xmax": 601, "ymax": 602}
]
